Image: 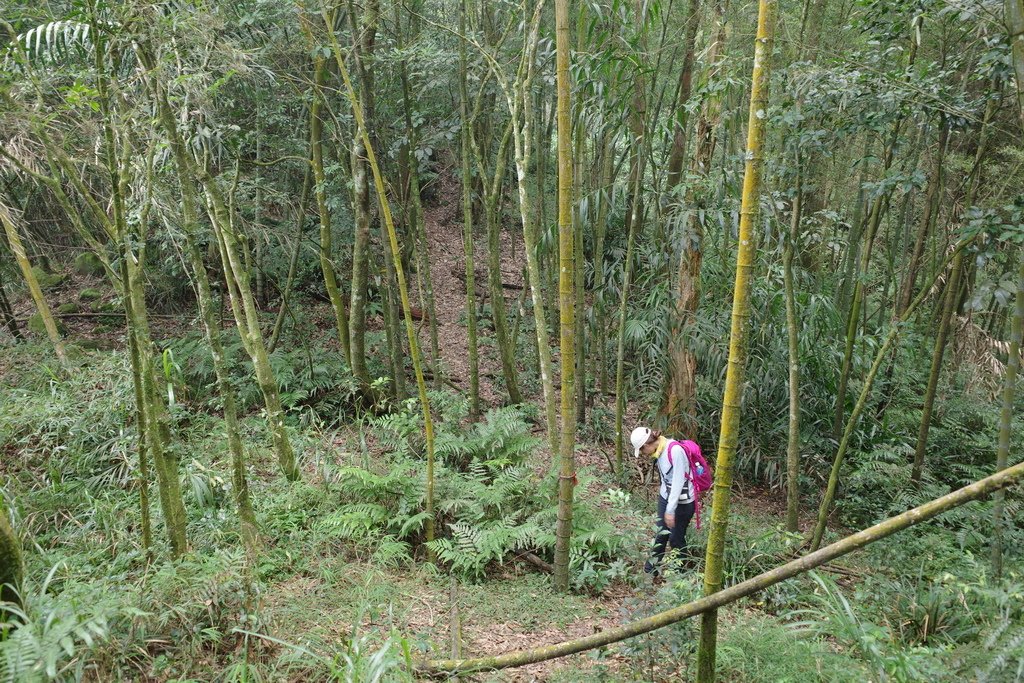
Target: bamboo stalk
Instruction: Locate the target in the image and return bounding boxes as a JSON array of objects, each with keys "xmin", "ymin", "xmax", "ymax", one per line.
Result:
[
  {"xmin": 424, "ymin": 459, "xmax": 1024, "ymax": 674},
  {"xmin": 322, "ymin": 8, "xmax": 436, "ymax": 554},
  {"xmin": 552, "ymin": 0, "xmax": 577, "ymax": 592},
  {"xmin": 696, "ymin": 1, "xmax": 778, "ymax": 678}
]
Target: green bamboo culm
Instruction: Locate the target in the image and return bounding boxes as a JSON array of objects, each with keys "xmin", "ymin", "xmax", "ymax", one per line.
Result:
[
  {"xmin": 0, "ymin": 202, "xmax": 66, "ymax": 364},
  {"xmin": 810, "ymin": 241, "xmax": 971, "ymax": 550},
  {"xmin": 457, "ymin": 0, "xmax": 481, "ymax": 417},
  {"xmin": 552, "ymin": 0, "xmax": 577, "ymax": 592},
  {"xmin": 424, "ymin": 459, "xmax": 1024, "ymax": 674},
  {"xmin": 321, "ymin": 7, "xmax": 436, "ymax": 555},
  {"xmin": 0, "ymin": 500, "xmax": 22, "ymax": 609},
  {"xmin": 992, "ymin": 257, "xmax": 1023, "ymax": 577},
  {"xmin": 994, "ymin": 0, "xmax": 1024, "ymax": 575},
  {"xmin": 695, "ymin": 0, "xmax": 778, "ymax": 679}
]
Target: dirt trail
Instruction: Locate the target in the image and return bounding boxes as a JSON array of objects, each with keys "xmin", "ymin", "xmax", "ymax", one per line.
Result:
[{"xmin": 420, "ymin": 173, "xmax": 528, "ymax": 407}]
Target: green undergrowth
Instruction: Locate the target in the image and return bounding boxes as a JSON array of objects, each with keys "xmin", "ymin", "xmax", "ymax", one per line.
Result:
[{"xmin": 2, "ymin": 341, "xmax": 1023, "ymax": 681}]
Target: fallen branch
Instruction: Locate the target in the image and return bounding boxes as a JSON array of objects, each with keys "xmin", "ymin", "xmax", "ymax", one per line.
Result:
[
  {"xmin": 449, "ymin": 266, "xmax": 524, "ymax": 291},
  {"xmin": 421, "ymin": 459, "xmax": 1024, "ymax": 675},
  {"xmin": 518, "ymin": 551, "xmax": 553, "ymax": 574}
]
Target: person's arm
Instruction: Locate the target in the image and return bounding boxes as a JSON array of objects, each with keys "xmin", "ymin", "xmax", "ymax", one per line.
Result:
[{"xmin": 665, "ymin": 444, "xmax": 689, "ymax": 527}]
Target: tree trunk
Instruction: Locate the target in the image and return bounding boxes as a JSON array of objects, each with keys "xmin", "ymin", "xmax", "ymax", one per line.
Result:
[
  {"xmin": 553, "ymin": 0, "xmax": 577, "ymax": 592},
  {"xmin": 125, "ymin": 249, "xmax": 189, "ymax": 557},
  {"xmin": 471, "ymin": 119, "xmax": 523, "ymax": 405},
  {"xmin": 268, "ymin": 163, "xmax": 313, "ymax": 354},
  {"xmin": 897, "ymin": 116, "xmax": 948, "ymax": 317},
  {"xmin": 323, "ymin": 13, "xmax": 437, "ymax": 555},
  {"xmin": 203, "ymin": 176, "xmax": 300, "ymax": 481},
  {"xmin": 310, "ymin": 54, "xmax": 354, "ymax": 372},
  {"xmin": 811, "ymin": 242, "xmax": 970, "ymax": 549},
  {"xmin": 459, "ymin": 0, "xmax": 481, "ymax": 417},
  {"xmin": 0, "ymin": 499, "xmax": 21, "ymax": 609},
  {"xmin": 784, "ymin": 155, "xmax": 803, "ymax": 533},
  {"xmin": 0, "ymin": 203, "xmax": 66, "ymax": 362},
  {"xmin": 508, "ymin": 3, "xmax": 558, "ymax": 454},
  {"xmin": 661, "ymin": 0, "xmax": 727, "ymax": 433},
  {"xmin": 614, "ymin": 165, "xmax": 644, "ymax": 476},
  {"xmin": 347, "ymin": 0, "xmax": 379, "ymax": 394},
  {"xmin": 424, "ymin": 458, "xmax": 1024, "ymax": 675},
  {"xmin": 0, "ymin": 270, "xmax": 23, "ymax": 341},
  {"xmin": 696, "ymin": 0, "xmax": 777, "ymax": 678},
  {"xmin": 395, "ymin": 0, "xmax": 440, "ymax": 388},
  {"xmin": 664, "ymin": 0, "xmax": 703, "ymax": 190},
  {"xmin": 1008, "ymin": 0, "xmax": 1024, "ymax": 131}
]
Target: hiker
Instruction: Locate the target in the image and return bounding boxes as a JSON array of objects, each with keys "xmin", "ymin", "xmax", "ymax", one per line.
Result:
[{"xmin": 631, "ymin": 426, "xmax": 708, "ymax": 574}]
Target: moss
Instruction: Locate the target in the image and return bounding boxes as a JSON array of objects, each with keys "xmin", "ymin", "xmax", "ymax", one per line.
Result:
[
  {"xmin": 79, "ymin": 288, "xmax": 103, "ymax": 302},
  {"xmin": 0, "ymin": 501, "xmax": 22, "ymax": 607},
  {"xmin": 28, "ymin": 312, "xmax": 67, "ymax": 337},
  {"xmin": 91, "ymin": 300, "xmax": 118, "ymax": 313},
  {"xmin": 58, "ymin": 302, "xmax": 81, "ymax": 315},
  {"xmin": 31, "ymin": 266, "xmax": 66, "ymax": 291},
  {"xmin": 74, "ymin": 251, "xmax": 105, "ymax": 276}
]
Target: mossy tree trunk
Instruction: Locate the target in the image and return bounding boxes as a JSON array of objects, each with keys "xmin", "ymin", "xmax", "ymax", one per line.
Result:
[
  {"xmin": 309, "ymin": 50, "xmax": 354, "ymax": 372},
  {"xmin": 552, "ymin": 0, "xmax": 577, "ymax": 592},
  {"xmin": 140, "ymin": 51, "xmax": 260, "ymax": 553},
  {"xmin": 0, "ymin": 500, "xmax": 21, "ymax": 608},
  {"xmin": 506, "ymin": 3, "xmax": 558, "ymax": 454},
  {"xmin": 395, "ymin": 0, "xmax": 440, "ymax": 388},
  {"xmin": 322, "ymin": 10, "xmax": 437, "ymax": 554},
  {"xmin": 346, "ymin": 0, "xmax": 379, "ymax": 395},
  {"xmin": 696, "ymin": 0, "xmax": 778, "ymax": 678},
  {"xmin": 0, "ymin": 203, "xmax": 66, "ymax": 363},
  {"xmin": 202, "ymin": 175, "xmax": 300, "ymax": 482}
]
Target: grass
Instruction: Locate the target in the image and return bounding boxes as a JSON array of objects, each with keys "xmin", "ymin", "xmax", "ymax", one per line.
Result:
[{"xmin": 2, "ymin": 340, "xmax": 1022, "ymax": 681}]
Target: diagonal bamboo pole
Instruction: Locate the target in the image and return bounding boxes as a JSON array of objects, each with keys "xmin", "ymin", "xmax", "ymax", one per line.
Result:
[
  {"xmin": 321, "ymin": 7, "xmax": 436, "ymax": 554},
  {"xmin": 423, "ymin": 458, "xmax": 1024, "ymax": 674}
]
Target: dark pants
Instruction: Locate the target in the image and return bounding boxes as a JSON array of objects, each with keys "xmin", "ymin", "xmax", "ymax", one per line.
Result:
[{"xmin": 651, "ymin": 496, "xmax": 696, "ymax": 568}]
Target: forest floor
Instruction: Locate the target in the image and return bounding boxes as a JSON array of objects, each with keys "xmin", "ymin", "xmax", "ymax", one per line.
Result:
[{"xmin": 1, "ymin": 191, "xmax": 878, "ymax": 682}]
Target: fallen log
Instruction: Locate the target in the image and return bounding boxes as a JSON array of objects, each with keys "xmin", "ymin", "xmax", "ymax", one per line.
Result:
[{"xmin": 421, "ymin": 459, "xmax": 1024, "ymax": 675}]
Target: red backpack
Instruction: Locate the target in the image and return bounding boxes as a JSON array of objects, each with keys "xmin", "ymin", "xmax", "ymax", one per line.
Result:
[{"xmin": 667, "ymin": 440, "xmax": 713, "ymax": 529}]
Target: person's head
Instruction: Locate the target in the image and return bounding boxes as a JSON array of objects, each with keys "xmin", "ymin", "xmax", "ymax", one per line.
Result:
[{"xmin": 630, "ymin": 426, "xmax": 661, "ymax": 458}]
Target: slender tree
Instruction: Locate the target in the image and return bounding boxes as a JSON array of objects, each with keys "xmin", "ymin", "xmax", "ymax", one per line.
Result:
[
  {"xmin": 994, "ymin": 0, "xmax": 1024, "ymax": 576},
  {"xmin": 308, "ymin": 48, "xmax": 354, "ymax": 370},
  {"xmin": 138, "ymin": 43, "xmax": 260, "ymax": 553},
  {"xmin": 552, "ymin": 0, "xmax": 576, "ymax": 592},
  {"xmin": 0, "ymin": 499, "xmax": 21, "ymax": 609},
  {"xmin": 783, "ymin": 153, "xmax": 802, "ymax": 533},
  {"xmin": 458, "ymin": 0, "xmax": 481, "ymax": 416},
  {"xmin": 0, "ymin": 201, "xmax": 65, "ymax": 363},
  {"xmin": 696, "ymin": 0, "xmax": 778, "ymax": 678},
  {"xmin": 322, "ymin": 7, "xmax": 437, "ymax": 553}
]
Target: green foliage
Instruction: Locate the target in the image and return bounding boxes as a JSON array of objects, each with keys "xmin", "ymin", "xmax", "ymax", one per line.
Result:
[
  {"xmin": 716, "ymin": 612, "xmax": 870, "ymax": 682},
  {"xmin": 0, "ymin": 565, "xmax": 131, "ymax": 682},
  {"xmin": 788, "ymin": 573, "xmax": 946, "ymax": 682},
  {"xmin": 168, "ymin": 329, "xmax": 360, "ymax": 417}
]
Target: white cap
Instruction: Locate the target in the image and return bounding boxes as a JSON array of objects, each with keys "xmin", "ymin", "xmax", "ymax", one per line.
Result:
[{"xmin": 630, "ymin": 427, "xmax": 652, "ymax": 458}]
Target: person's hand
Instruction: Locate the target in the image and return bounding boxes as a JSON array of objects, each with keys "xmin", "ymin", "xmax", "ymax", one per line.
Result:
[{"xmin": 665, "ymin": 512, "xmax": 675, "ymax": 529}]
